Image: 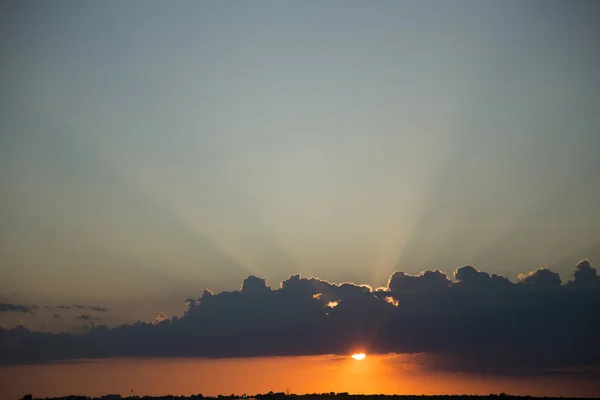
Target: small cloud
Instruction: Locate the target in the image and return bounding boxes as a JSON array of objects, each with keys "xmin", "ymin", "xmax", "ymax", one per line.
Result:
[
  {"xmin": 56, "ymin": 305, "xmax": 71, "ymax": 310},
  {"xmin": 53, "ymin": 314, "xmax": 60, "ymax": 319},
  {"xmin": 73, "ymin": 304, "xmax": 86, "ymax": 309},
  {"xmin": 75, "ymin": 314, "xmax": 102, "ymax": 322},
  {"xmin": 90, "ymin": 306, "xmax": 108, "ymax": 312},
  {"xmin": 385, "ymin": 296, "xmax": 399, "ymax": 307},
  {"xmin": 0, "ymin": 303, "xmax": 37, "ymax": 314}
]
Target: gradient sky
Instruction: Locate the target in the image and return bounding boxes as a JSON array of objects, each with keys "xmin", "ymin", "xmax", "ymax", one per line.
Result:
[{"xmin": 1, "ymin": 0, "xmax": 600, "ymax": 316}]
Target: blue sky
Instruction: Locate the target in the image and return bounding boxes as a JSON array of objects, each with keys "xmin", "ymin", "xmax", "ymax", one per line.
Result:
[{"xmin": 1, "ymin": 0, "xmax": 599, "ymax": 314}]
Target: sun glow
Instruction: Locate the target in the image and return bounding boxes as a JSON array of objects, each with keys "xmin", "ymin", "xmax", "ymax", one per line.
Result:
[{"xmin": 351, "ymin": 353, "xmax": 366, "ymax": 361}]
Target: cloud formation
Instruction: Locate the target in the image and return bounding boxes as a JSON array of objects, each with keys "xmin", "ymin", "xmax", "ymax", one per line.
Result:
[
  {"xmin": 388, "ymin": 270, "xmax": 451, "ymax": 293},
  {"xmin": 569, "ymin": 259, "xmax": 600, "ymax": 288},
  {"xmin": 0, "ymin": 303, "xmax": 37, "ymax": 314},
  {"xmin": 454, "ymin": 266, "xmax": 513, "ymax": 291},
  {"xmin": 1, "ymin": 260, "xmax": 600, "ymax": 376},
  {"xmin": 75, "ymin": 314, "xmax": 102, "ymax": 322},
  {"xmin": 56, "ymin": 304, "xmax": 109, "ymax": 312},
  {"xmin": 518, "ymin": 267, "xmax": 562, "ymax": 288}
]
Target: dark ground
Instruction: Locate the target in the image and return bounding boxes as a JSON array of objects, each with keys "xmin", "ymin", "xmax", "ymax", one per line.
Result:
[{"xmin": 19, "ymin": 393, "xmax": 600, "ymax": 400}]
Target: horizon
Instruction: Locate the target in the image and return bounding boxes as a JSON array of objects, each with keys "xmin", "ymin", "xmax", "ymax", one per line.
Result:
[{"xmin": 4, "ymin": 356, "xmax": 600, "ymax": 399}]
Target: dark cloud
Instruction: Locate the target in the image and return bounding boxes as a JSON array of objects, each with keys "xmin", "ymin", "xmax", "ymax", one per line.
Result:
[
  {"xmin": 518, "ymin": 267, "xmax": 562, "ymax": 288},
  {"xmin": 280, "ymin": 274, "xmax": 371, "ymax": 303},
  {"xmin": 1, "ymin": 260, "xmax": 599, "ymax": 376},
  {"xmin": 241, "ymin": 275, "xmax": 272, "ymax": 295},
  {"xmin": 387, "ymin": 270, "xmax": 451, "ymax": 292},
  {"xmin": 52, "ymin": 314, "xmax": 60, "ymax": 319},
  {"xmin": 56, "ymin": 304, "xmax": 109, "ymax": 312},
  {"xmin": 569, "ymin": 259, "xmax": 600, "ymax": 288},
  {"xmin": 0, "ymin": 303, "xmax": 37, "ymax": 314},
  {"xmin": 454, "ymin": 266, "xmax": 513, "ymax": 291},
  {"xmin": 75, "ymin": 314, "xmax": 102, "ymax": 322}
]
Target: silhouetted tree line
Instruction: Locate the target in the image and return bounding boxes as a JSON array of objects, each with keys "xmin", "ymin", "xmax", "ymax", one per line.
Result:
[{"xmin": 19, "ymin": 393, "xmax": 598, "ymax": 400}]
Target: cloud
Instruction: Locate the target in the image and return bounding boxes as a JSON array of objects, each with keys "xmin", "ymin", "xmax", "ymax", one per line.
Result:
[
  {"xmin": 387, "ymin": 270, "xmax": 451, "ymax": 292},
  {"xmin": 241, "ymin": 275, "xmax": 272, "ymax": 295},
  {"xmin": 569, "ymin": 259, "xmax": 600, "ymax": 288},
  {"xmin": 1, "ymin": 260, "xmax": 599, "ymax": 376},
  {"xmin": 0, "ymin": 303, "xmax": 37, "ymax": 314},
  {"xmin": 56, "ymin": 304, "xmax": 109, "ymax": 312},
  {"xmin": 454, "ymin": 266, "xmax": 513, "ymax": 291},
  {"xmin": 518, "ymin": 267, "xmax": 562, "ymax": 288},
  {"xmin": 74, "ymin": 314, "xmax": 102, "ymax": 322},
  {"xmin": 280, "ymin": 274, "xmax": 372, "ymax": 303},
  {"xmin": 152, "ymin": 312, "xmax": 169, "ymax": 325},
  {"xmin": 52, "ymin": 314, "xmax": 60, "ymax": 319}
]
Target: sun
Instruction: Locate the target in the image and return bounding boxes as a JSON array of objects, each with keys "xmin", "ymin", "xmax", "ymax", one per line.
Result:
[{"xmin": 351, "ymin": 353, "xmax": 366, "ymax": 361}]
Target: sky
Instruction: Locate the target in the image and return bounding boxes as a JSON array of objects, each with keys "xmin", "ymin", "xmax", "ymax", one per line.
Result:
[
  {"xmin": 1, "ymin": 1, "xmax": 600, "ymax": 395},
  {"xmin": 3, "ymin": 356, "xmax": 600, "ymax": 398}
]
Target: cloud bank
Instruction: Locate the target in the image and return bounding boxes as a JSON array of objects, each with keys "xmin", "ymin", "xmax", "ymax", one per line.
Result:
[{"xmin": 1, "ymin": 260, "xmax": 600, "ymax": 376}]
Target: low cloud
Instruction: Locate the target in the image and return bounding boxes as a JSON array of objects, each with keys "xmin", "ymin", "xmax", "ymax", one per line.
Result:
[
  {"xmin": 1, "ymin": 259, "xmax": 599, "ymax": 376},
  {"xmin": 56, "ymin": 304, "xmax": 109, "ymax": 312},
  {"xmin": 0, "ymin": 303, "xmax": 37, "ymax": 314},
  {"xmin": 74, "ymin": 314, "xmax": 102, "ymax": 322}
]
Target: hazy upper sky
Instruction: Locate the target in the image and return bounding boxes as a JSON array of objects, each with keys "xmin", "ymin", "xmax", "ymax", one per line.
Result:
[{"xmin": 1, "ymin": 1, "xmax": 599, "ymax": 306}]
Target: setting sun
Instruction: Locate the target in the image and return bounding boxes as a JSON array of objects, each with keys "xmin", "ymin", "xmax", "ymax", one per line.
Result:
[{"xmin": 351, "ymin": 353, "xmax": 366, "ymax": 361}]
